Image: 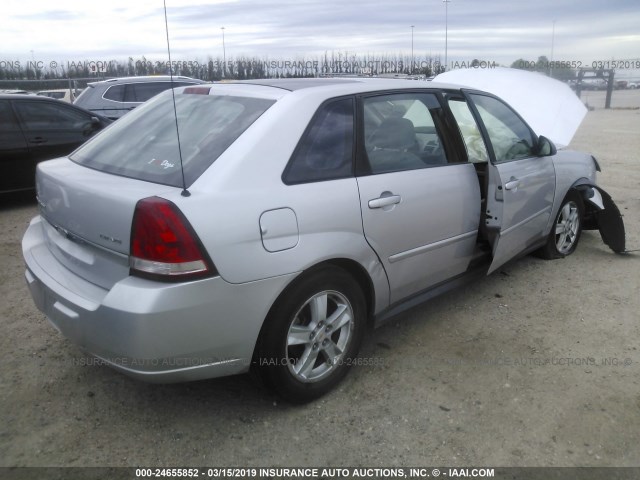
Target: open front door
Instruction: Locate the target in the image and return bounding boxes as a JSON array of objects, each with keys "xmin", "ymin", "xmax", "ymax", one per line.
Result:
[
  {"xmin": 485, "ymin": 157, "xmax": 555, "ymax": 273},
  {"xmin": 462, "ymin": 93, "xmax": 556, "ymax": 274}
]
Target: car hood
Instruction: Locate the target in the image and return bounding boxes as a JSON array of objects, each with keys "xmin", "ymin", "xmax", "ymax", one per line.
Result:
[{"xmin": 434, "ymin": 67, "xmax": 587, "ymax": 148}]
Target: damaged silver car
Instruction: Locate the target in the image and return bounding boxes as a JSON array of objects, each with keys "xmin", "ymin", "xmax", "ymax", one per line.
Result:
[{"xmin": 23, "ymin": 71, "xmax": 625, "ymax": 402}]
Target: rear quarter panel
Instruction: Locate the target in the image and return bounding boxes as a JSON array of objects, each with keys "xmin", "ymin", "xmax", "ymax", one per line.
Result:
[{"xmin": 168, "ymin": 90, "xmax": 390, "ymax": 312}]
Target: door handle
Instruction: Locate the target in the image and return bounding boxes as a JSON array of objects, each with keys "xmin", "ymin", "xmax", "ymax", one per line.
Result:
[
  {"xmin": 504, "ymin": 178, "xmax": 520, "ymax": 190},
  {"xmin": 29, "ymin": 137, "xmax": 47, "ymax": 144},
  {"xmin": 368, "ymin": 194, "xmax": 401, "ymax": 209}
]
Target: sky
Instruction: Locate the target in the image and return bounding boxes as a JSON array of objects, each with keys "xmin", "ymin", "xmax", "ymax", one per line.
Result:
[{"xmin": 2, "ymin": 0, "xmax": 639, "ymax": 73}]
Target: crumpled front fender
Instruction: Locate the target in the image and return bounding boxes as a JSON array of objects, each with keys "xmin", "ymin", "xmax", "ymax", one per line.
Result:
[{"xmin": 575, "ymin": 185, "xmax": 626, "ymax": 253}]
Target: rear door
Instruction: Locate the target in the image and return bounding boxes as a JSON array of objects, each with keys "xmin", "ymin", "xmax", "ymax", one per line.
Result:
[
  {"xmin": 0, "ymin": 100, "xmax": 31, "ymax": 192},
  {"xmin": 356, "ymin": 92, "xmax": 481, "ymax": 304},
  {"xmin": 465, "ymin": 92, "xmax": 555, "ymax": 273}
]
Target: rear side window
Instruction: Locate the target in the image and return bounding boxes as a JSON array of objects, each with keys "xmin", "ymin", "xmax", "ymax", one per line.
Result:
[
  {"xmin": 362, "ymin": 92, "xmax": 450, "ymax": 174},
  {"xmin": 70, "ymin": 90, "xmax": 275, "ymax": 188},
  {"xmin": 283, "ymin": 98, "xmax": 354, "ymax": 184},
  {"xmin": 13, "ymin": 101, "xmax": 91, "ymax": 130},
  {"xmin": 103, "ymin": 84, "xmax": 125, "ymax": 102},
  {"xmin": 104, "ymin": 82, "xmax": 197, "ymax": 103}
]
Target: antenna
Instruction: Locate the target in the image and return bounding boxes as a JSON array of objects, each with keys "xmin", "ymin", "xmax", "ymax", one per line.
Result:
[{"xmin": 163, "ymin": 0, "xmax": 190, "ymax": 197}]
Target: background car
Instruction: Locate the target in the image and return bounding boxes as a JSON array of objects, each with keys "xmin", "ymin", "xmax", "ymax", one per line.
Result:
[
  {"xmin": 73, "ymin": 75, "xmax": 205, "ymax": 119},
  {"xmin": 37, "ymin": 88, "xmax": 78, "ymax": 103},
  {"xmin": 0, "ymin": 94, "xmax": 111, "ymax": 194},
  {"xmin": 23, "ymin": 77, "xmax": 625, "ymax": 402},
  {"xmin": 0, "ymin": 89, "xmax": 31, "ymax": 95}
]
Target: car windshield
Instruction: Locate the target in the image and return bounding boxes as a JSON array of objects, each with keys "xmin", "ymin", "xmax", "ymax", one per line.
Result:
[{"xmin": 70, "ymin": 89, "xmax": 275, "ymax": 187}]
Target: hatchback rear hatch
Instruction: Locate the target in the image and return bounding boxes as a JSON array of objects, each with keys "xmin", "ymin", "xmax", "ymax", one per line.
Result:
[{"xmin": 34, "ymin": 85, "xmax": 278, "ymax": 289}]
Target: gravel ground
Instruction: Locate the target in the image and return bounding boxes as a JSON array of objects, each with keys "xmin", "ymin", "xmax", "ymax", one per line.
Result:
[{"xmin": 0, "ymin": 101, "xmax": 639, "ymax": 469}]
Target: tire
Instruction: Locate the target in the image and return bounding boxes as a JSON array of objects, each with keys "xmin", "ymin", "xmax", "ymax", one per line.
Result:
[
  {"xmin": 538, "ymin": 190, "xmax": 584, "ymax": 259},
  {"xmin": 255, "ymin": 266, "xmax": 366, "ymax": 403}
]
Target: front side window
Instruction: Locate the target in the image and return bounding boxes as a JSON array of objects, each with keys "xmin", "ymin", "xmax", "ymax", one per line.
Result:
[
  {"xmin": 71, "ymin": 89, "xmax": 275, "ymax": 187},
  {"xmin": 469, "ymin": 94, "xmax": 536, "ymax": 162},
  {"xmin": 362, "ymin": 93, "xmax": 449, "ymax": 174},
  {"xmin": 283, "ymin": 98, "xmax": 354, "ymax": 184}
]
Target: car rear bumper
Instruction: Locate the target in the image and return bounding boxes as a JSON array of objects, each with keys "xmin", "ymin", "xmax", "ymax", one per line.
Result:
[{"xmin": 23, "ymin": 215, "xmax": 295, "ymax": 383}]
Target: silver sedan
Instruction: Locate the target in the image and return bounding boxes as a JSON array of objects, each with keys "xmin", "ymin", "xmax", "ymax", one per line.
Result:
[{"xmin": 23, "ymin": 75, "xmax": 625, "ymax": 402}]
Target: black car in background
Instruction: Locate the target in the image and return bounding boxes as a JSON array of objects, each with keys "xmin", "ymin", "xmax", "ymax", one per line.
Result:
[{"xmin": 0, "ymin": 94, "xmax": 111, "ymax": 194}]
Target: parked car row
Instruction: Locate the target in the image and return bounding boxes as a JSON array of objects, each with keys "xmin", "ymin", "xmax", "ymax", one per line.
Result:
[
  {"xmin": 73, "ymin": 75, "xmax": 204, "ymax": 119},
  {"xmin": 0, "ymin": 94, "xmax": 111, "ymax": 193},
  {"xmin": 1, "ymin": 76, "xmax": 203, "ymax": 194}
]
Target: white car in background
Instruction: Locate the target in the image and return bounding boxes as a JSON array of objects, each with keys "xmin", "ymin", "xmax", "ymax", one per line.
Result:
[
  {"xmin": 37, "ymin": 89, "xmax": 78, "ymax": 102},
  {"xmin": 73, "ymin": 75, "xmax": 205, "ymax": 119}
]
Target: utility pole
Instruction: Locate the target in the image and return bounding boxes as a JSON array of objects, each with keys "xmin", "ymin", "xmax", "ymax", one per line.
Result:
[
  {"xmin": 443, "ymin": 0, "xmax": 451, "ymax": 72},
  {"xmin": 550, "ymin": 20, "xmax": 556, "ymax": 77},
  {"xmin": 411, "ymin": 25, "xmax": 415, "ymax": 74},
  {"xmin": 221, "ymin": 26, "xmax": 226, "ymax": 77}
]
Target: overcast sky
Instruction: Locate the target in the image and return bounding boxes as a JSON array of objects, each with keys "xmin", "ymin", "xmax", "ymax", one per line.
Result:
[{"xmin": 2, "ymin": 0, "xmax": 639, "ymax": 68}]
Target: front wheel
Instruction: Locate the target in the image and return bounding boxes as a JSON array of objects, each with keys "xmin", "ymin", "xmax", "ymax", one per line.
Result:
[
  {"xmin": 255, "ymin": 266, "xmax": 366, "ymax": 403},
  {"xmin": 538, "ymin": 191, "xmax": 584, "ymax": 259}
]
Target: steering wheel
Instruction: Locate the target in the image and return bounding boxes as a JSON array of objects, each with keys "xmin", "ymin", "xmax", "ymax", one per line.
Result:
[
  {"xmin": 504, "ymin": 139, "xmax": 531, "ymax": 160},
  {"xmin": 423, "ymin": 140, "xmax": 442, "ymax": 157}
]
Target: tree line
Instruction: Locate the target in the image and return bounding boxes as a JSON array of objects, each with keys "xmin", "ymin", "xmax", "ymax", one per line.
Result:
[
  {"xmin": 0, "ymin": 52, "xmax": 581, "ymax": 91},
  {"xmin": 0, "ymin": 52, "xmax": 447, "ymax": 89}
]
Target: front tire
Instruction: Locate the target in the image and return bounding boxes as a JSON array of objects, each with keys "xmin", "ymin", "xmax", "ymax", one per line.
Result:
[
  {"xmin": 538, "ymin": 191, "xmax": 584, "ymax": 259},
  {"xmin": 255, "ymin": 266, "xmax": 366, "ymax": 403}
]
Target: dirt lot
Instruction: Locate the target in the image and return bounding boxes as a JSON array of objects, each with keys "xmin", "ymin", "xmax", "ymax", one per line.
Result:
[{"xmin": 1, "ymin": 102, "xmax": 639, "ymax": 469}]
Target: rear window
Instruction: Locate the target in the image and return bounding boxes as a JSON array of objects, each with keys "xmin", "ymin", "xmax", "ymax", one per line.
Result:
[
  {"xmin": 103, "ymin": 82, "xmax": 198, "ymax": 103},
  {"xmin": 70, "ymin": 90, "xmax": 275, "ymax": 187}
]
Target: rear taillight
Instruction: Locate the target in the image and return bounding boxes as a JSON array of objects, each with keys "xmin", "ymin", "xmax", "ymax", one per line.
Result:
[{"xmin": 130, "ymin": 197, "xmax": 216, "ymax": 281}]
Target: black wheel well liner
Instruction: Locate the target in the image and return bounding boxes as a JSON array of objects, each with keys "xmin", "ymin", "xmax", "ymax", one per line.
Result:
[{"xmin": 570, "ymin": 182, "xmax": 600, "ymax": 229}]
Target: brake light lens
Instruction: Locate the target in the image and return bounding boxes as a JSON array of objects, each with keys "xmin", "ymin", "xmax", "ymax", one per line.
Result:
[
  {"xmin": 183, "ymin": 87, "xmax": 211, "ymax": 95},
  {"xmin": 130, "ymin": 197, "xmax": 216, "ymax": 281}
]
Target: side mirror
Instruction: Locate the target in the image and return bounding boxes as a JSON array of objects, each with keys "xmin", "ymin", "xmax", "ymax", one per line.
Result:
[
  {"xmin": 536, "ymin": 136, "xmax": 557, "ymax": 156},
  {"xmin": 83, "ymin": 117, "xmax": 102, "ymax": 136}
]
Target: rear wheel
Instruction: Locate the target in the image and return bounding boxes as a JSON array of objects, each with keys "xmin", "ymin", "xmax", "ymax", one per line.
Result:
[
  {"xmin": 256, "ymin": 266, "xmax": 366, "ymax": 403},
  {"xmin": 538, "ymin": 191, "xmax": 584, "ymax": 259}
]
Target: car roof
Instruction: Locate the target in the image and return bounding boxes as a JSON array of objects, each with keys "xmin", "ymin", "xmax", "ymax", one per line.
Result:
[
  {"xmin": 87, "ymin": 76, "xmax": 203, "ymax": 86},
  {"xmin": 237, "ymin": 78, "xmax": 363, "ymax": 91},
  {"xmin": 0, "ymin": 93, "xmax": 57, "ymax": 100},
  {"xmin": 37, "ymin": 89, "xmax": 74, "ymax": 93},
  {"xmin": 222, "ymin": 77, "xmax": 460, "ymax": 95}
]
